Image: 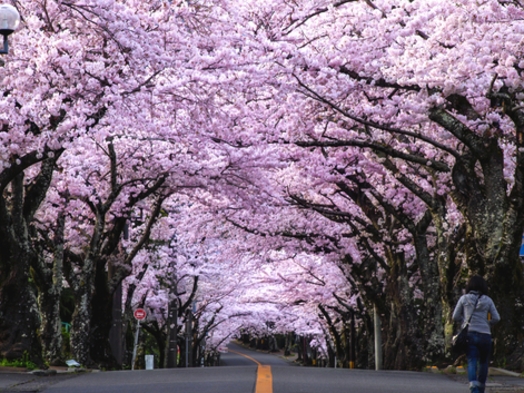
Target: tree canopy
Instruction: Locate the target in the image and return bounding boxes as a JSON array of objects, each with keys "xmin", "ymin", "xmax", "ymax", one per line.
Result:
[{"xmin": 1, "ymin": 0, "xmax": 524, "ymax": 371}]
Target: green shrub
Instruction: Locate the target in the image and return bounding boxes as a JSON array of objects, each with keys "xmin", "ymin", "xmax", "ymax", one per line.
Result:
[{"xmin": 0, "ymin": 352, "xmax": 38, "ymax": 370}]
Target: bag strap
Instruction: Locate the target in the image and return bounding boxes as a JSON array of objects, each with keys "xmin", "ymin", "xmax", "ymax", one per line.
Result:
[{"xmin": 465, "ymin": 295, "xmax": 481, "ymax": 326}]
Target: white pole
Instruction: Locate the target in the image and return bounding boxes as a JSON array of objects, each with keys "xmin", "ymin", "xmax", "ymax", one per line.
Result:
[
  {"xmin": 374, "ymin": 305, "xmax": 382, "ymax": 370},
  {"xmin": 185, "ymin": 332, "xmax": 189, "ymax": 367},
  {"xmin": 132, "ymin": 321, "xmax": 140, "ymax": 370}
]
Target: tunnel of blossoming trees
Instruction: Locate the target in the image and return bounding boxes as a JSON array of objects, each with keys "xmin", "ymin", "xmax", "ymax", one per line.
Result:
[{"xmin": 1, "ymin": 0, "xmax": 524, "ymax": 371}]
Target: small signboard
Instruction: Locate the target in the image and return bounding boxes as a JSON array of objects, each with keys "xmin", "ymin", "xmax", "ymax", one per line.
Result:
[{"xmin": 134, "ymin": 308, "xmax": 147, "ymax": 321}]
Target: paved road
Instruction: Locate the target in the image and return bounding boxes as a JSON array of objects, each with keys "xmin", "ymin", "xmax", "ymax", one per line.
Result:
[
  {"xmin": 44, "ymin": 367, "xmax": 258, "ymax": 393},
  {"xmin": 272, "ymin": 367, "xmax": 467, "ymax": 393},
  {"xmin": 220, "ymin": 342, "xmax": 293, "ymax": 367},
  {"xmin": 41, "ymin": 343, "xmax": 466, "ymax": 393},
  {"xmin": 4, "ymin": 343, "xmax": 519, "ymax": 393},
  {"xmin": 42, "ymin": 366, "xmax": 468, "ymax": 393}
]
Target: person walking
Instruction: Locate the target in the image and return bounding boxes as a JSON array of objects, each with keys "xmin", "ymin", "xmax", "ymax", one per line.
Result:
[{"xmin": 452, "ymin": 275, "xmax": 500, "ymax": 393}]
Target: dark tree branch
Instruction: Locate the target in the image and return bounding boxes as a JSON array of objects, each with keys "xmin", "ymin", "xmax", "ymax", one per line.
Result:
[
  {"xmin": 293, "ymin": 74, "xmax": 459, "ymax": 158},
  {"xmin": 428, "ymin": 107, "xmax": 485, "ymax": 158},
  {"xmin": 296, "ymin": 139, "xmax": 450, "ymax": 172}
]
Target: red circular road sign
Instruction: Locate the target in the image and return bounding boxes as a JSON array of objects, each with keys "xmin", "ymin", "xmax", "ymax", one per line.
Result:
[{"xmin": 134, "ymin": 308, "xmax": 147, "ymax": 321}]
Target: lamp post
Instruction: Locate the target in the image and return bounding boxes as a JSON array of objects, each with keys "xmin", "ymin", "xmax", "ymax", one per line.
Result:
[{"xmin": 0, "ymin": 4, "xmax": 20, "ymax": 55}]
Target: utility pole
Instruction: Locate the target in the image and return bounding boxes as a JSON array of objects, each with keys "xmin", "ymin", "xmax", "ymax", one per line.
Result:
[
  {"xmin": 165, "ymin": 273, "xmax": 178, "ymax": 368},
  {"xmin": 374, "ymin": 305, "xmax": 382, "ymax": 370},
  {"xmin": 349, "ymin": 311, "xmax": 356, "ymax": 369},
  {"xmin": 185, "ymin": 309, "xmax": 193, "ymax": 367}
]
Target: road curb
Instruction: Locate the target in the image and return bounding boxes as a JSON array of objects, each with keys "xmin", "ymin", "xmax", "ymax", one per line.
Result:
[{"xmin": 490, "ymin": 368, "xmax": 523, "ymax": 378}]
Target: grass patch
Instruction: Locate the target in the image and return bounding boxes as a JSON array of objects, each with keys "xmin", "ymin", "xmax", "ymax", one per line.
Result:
[{"xmin": 0, "ymin": 352, "xmax": 38, "ymax": 370}]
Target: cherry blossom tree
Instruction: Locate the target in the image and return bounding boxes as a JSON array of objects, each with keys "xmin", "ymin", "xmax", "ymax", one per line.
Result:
[
  {"xmin": 3, "ymin": 0, "xmax": 524, "ymax": 371},
  {"xmin": 0, "ymin": 0, "xmax": 234, "ymax": 364},
  {"xmin": 202, "ymin": 0, "xmax": 524, "ymax": 367}
]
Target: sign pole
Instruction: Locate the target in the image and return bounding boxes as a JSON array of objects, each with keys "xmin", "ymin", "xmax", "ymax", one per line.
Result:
[
  {"xmin": 132, "ymin": 320, "xmax": 140, "ymax": 370},
  {"xmin": 131, "ymin": 308, "xmax": 146, "ymax": 370}
]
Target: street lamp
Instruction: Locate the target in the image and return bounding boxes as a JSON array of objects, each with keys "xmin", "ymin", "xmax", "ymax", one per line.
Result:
[{"xmin": 0, "ymin": 4, "xmax": 20, "ymax": 55}]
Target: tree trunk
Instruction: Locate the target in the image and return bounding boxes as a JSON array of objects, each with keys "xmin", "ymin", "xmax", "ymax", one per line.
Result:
[
  {"xmin": 447, "ymin": 138, "xmax": 524, "ymax": 368},
  {"xmin": 0, "ymin": 158, "xmax": 60, "ymax": 365},
  {"xmin": 32, "ymin": 212, "xmax": 66, "ymax": 366},
  {"xmin": 382, "ymin": 251, "xmax": 423, "ymax": 370},
  {"xmin": 89, "ymin": 259, "xmax": 119, "ymax": 369},
  {"xmin": 69, "ymin": 266, "xmax": 95, "ymax": 366},
  {"xmin": 165, "ymin": 277, "xmax": 179, "ymax": 368},
  {"xmin": 36, "ymin": 286, "xmax": 63, "ymax": 366},
  {"xmin": 485, "ymin": 240, "xmax": 524, "ymax": 369},
  {"xmin": 0, "ymin": 253, "xmax": 41, "ymax": 363},
  {"xmin": 0, "ymin": 176, "xmax": 43, "ymax": 365},
  {"xmin": 109, "ymin": 283, "xmax": 124, "ymax": 367}
]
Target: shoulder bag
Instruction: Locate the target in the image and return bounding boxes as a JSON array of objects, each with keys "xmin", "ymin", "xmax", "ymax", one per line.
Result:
[{"xmin": 452, "ymin": 295, "xmax": 480, "ymax": 354}]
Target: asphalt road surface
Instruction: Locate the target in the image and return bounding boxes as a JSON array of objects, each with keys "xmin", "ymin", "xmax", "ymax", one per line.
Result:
[{"xmin": 41, "ymin": 343, "xmax": 468, "ymax": 393}]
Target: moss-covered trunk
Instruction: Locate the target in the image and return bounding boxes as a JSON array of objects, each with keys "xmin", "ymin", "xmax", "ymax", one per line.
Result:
[
  {"xmin": 431, "ymin": 103, "xmax": 524, "ymax": 369},
  {"xmin": 0, "ymin": 247, "xmax": 41, "ymax": 363},
  {"xmin": 69, "ymin": 255, "xmax": 96, "ymax": 366},
  {"xmin": 0, "ymin": 163, "xmax": 57, "ymax": 365}
]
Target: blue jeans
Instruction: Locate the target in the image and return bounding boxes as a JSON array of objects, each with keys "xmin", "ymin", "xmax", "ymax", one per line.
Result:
[{"xmin": 466, "ymin": 331, "xmax": 492, "ymax": 393}]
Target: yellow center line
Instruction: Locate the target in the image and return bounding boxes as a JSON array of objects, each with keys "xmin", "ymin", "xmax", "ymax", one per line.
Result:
[
  {"xmin": 228, "ymin": 349, "xmax": 273, "ymax": 393},
  {"xmin": 255, "ymin": 365, "xmax": 273, "ymax": 393}
]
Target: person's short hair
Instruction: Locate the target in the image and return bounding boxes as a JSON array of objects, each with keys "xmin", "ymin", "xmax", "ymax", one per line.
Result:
[{"xmin": 466, "ymin": 275, "xmax": 488, "ymax": 295}]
